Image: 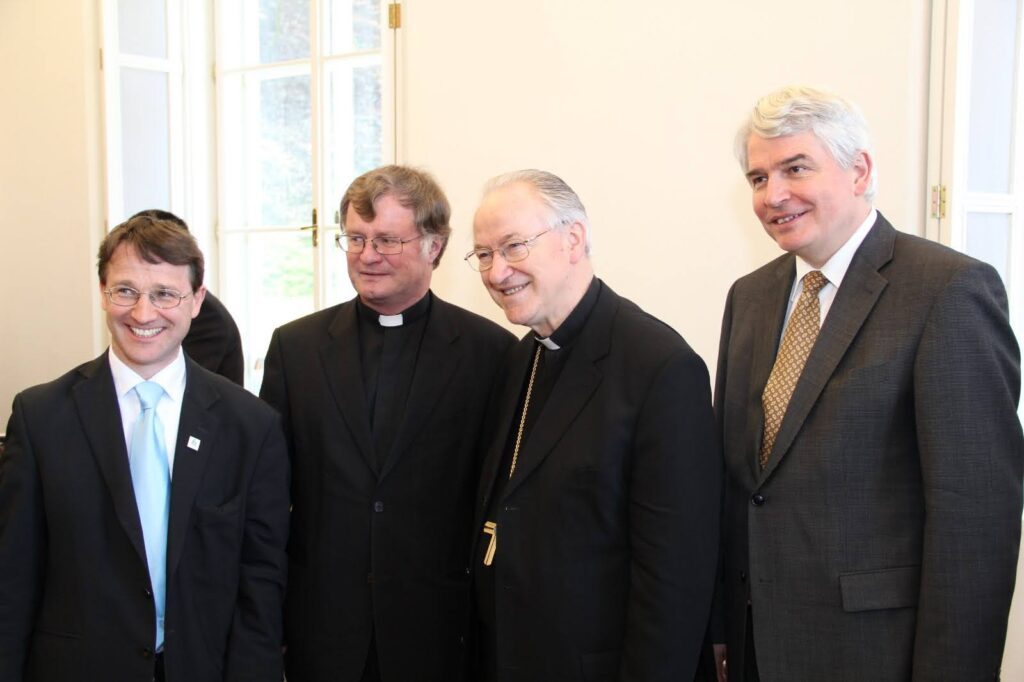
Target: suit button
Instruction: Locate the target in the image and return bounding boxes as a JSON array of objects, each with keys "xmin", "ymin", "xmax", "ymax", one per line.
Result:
[
  {"xmin": 144, "ymin": 587, "xmax": 152, "ymax": 598},
  {"xmin": 740, "ymin": 571, "xmax": 748, "ymax": 582},
  {"xmin": 751, "ymin": 494, "xmax": 765, "ymax": 506},
  {"xmin": 140, "ymin": 648, "xmax": 153, "ymax": 659},
  {"xmin": 373, "ymin": 501, "xmax": 384, "ymax": 512}
]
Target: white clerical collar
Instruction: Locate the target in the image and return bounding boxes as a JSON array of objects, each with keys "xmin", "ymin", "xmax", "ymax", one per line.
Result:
[
  {"xmin": 378, "ymin": 314, "xmax": 403, "ymax": 327},
  {"xmin": 535, "ymin": 336, "xmax": 560, "ymax": 351}
]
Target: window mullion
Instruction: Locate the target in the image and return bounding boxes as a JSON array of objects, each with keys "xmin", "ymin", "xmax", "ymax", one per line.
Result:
[{"xmin": 311, "ymin": 0, "xmax": 325, "ymax": 310}]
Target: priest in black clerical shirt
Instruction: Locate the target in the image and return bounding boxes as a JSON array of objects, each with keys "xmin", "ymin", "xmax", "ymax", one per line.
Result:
[
  {"xmin": 468, "ymin": 170, "xmax": 720, "ymax": 682},
  {"xmin": 260, "ymin": 166, "xmax": 515, "ymax": 682}
]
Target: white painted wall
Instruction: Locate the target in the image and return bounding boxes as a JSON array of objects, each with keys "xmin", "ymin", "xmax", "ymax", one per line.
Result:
[
  {"xmin": 407, "ymin": 0, "xmax": 931, "ymax": 367},
  {"xmin": 1, "ymin": 0, "xmax": 1021, "ymax": 674},
  {"xmin": 0, "ymin": 0, "xmax": 106, "ymax": 427}
]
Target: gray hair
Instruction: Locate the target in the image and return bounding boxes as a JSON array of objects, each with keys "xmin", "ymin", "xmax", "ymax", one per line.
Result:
[
  {"xmin": 483, "ymin": 169, "xmax": 593, "ymax": 254},
  {"xmin": 735, "ymin": 85, "xmax": 877, "ymax": 202}
]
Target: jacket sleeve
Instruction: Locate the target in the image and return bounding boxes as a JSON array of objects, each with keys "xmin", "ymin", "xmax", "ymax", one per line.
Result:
[
  {"xmin": 620, "ymin": 349, "xmax": 722, "ymax": 682},
  {"xmin": 708, "ymin": 284, "xmax": 736, "ymax": 647},
  {"xmin": 910, "ymin": 260, "xmax": 1023, "ymax": 680},
  {"xmin": 0, "ymin": 395, "xmax": 46, "ymax": 681},
  {"xmin": 223, "ymin": 412, "xmax": 291, "ymax": 682}
]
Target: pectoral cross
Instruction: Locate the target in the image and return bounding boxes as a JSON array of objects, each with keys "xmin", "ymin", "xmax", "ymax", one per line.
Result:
[{"xmin": 482, "ymin": 521, "xmax": 497, "ymax": 566}]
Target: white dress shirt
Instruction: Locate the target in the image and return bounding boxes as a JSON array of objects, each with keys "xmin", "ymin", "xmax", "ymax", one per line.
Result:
[
  {"xmin": 109, "ymin": 348, "xmax": 187, "ymax": 477},
  {"xmin": 780, "ymin": 208, "xmax": 878, "ymax": 339}
]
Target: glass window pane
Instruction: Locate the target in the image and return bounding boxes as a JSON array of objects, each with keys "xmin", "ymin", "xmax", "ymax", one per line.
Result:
[
  {"xmin": 222, "ymin": 231, "xmax": 315, "ymax": 391},
  {"xmin": 966, "ymin": 0, "xmax": 1018, "ymax": 193},
  {"xmin": 324, "ymin": 0, "xmax": 381, "ymax": 53},
  {"xmin": 965, "ymin": 212, "xmax": 1011, "ymax": 284},
  {"xmin": 261, "ymin": 74, "xmax": 313, "ymax": 224},
  {"xmin": 261, "ymin": 0, "xmax": 311, "ymax": 62},
  {"xmin": 118, "ymin": 0, "xmax": 167, "ymax": 59},
  {"xmin": 218, "ymin": 0, "xmax": 310, "ymax": 68},
  {"xmin": 120, "ymin": 67, "xmax": 171, "ymax": 216},
  {"xmin": 323, "ymin": 58, "xmax": 382, "ymax": 210},
  {"xmin": 220, "ymin": 70, "xmax": 312, "ymax": 227}
]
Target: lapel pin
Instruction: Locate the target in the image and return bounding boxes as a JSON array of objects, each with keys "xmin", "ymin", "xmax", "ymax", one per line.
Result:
[{"xmin": 187, "ymin": 436, "xmax": 201, "ymax": 451}]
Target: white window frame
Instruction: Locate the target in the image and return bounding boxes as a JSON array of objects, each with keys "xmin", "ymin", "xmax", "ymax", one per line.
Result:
[
  {"xmin": 100, "ymin": 1, "xmax": 218, "ymax": 278},
  {"xmin": 926, "ymin": 0, "xmax": 1024, "ymax": 335}
]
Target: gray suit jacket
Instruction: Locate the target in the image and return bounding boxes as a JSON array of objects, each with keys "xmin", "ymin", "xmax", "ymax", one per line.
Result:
[{"xmin": 715, "ymin": 214, "xmax": 1023, "ymax": 681}]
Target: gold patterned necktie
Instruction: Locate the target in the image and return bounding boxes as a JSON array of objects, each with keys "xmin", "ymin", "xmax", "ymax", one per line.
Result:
[{"xmin": 760, "ymin": 270, "xmax": 829, "ymax": 468}]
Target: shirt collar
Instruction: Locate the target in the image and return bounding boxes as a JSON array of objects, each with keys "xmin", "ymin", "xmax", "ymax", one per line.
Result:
[
  {"xmin": 108, "ymin": 347, "xmax": 187, "ymax": 403},
  {"xmin": 794, "ymin": 208, "xmax": 877, "ymax": 293},
  {"xmin": 535, "ymin": 277, "xmax": 601, "ymax": 351},
  {"xmin": 356, "ymin": 291, "xmax": 432, "ymax": 328}
]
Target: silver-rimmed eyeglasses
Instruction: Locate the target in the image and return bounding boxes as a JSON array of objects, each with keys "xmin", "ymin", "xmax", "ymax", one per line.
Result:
[
  {"xmin": 103, "ymin": 286, "xmax": 192, "ymax": 309},
  {"xmin": 335, "ymin": 232, "xmax": 423, "ymax": 255},
  {"xmin": 464, "ymin": 230, "xmax": 551, "ymax": 272}
]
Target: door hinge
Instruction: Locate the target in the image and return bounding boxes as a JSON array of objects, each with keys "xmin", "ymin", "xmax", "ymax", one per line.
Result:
[
  {"xmin": 930, "ymin": 185, "xmax": 947, "ymax": 220},
  {"xmin": 389, "ymin": 3, "xmax": 402, "ymax": 29}
]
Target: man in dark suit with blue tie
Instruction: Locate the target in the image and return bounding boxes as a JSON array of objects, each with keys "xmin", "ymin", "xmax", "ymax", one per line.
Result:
[
  {"xmin": 0, "ymin": 215, "xmax": 290, "ymax": 681},
  {"xmin": 713, "ymin": 85, "xmax": 1023, "ymax": 681},
  {"xmin": 260, "ymin": 165, "xmax": 515, "ymax": 682}
]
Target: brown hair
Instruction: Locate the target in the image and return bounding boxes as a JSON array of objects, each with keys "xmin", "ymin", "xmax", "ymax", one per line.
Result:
[
  {"xmin": 340, "ymin": 165, "xmax": 451, "ymax": 268},
  {"xmin": 97, "ymin": 214, "xmax": 205, "ymax": 291}
]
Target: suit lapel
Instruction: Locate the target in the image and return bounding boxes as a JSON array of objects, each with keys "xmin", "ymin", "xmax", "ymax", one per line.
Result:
[
  {"xmin": 379, "ymin": 297, "xmax": 459, "ymax": 479},
  {"xmin": 320, "ymin": 301, "xmax": 377, "ymax": 473},
  {"xmin": 476, "ymin": 337, "xmax": 535, "ymax": 515},
  {"xmin": 500, "ymin": 288, "xmax": 613, "ymax": 500},
  {"xmin": 762, "ymin": 217, "xmax": 895, "ymax": 480},
  {"xmin": 167, "ymin": 360, "xmax": 219, "ymax": 579},
  {"xmin": 72, "ymin": 354, "xmax": 149, "ymax": 568}
]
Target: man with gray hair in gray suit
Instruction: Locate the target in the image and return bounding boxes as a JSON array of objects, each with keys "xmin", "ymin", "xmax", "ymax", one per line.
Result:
[{"xmin": 713, "ymin": 85, "xmax": 1023, "ymax": 681}]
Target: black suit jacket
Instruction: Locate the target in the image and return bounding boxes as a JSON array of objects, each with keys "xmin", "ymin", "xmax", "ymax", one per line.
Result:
[
  {"xmin": 715, "ymin": 214, "xmax": 1023, "ymax": 680},
  {"xmin": 260, "ymin": 293, "xmax": 515, "ymax": 682},
  {"xmin": 183, "ymin": 291, "xmax": 245, "ymax": 385},
  {"xmin": 472, "ymin": 282, "xmax": 721, "ymax": 682},
  {"xmin": 0, "ymin": 354, "xmax": 290, "ymax": 682}
]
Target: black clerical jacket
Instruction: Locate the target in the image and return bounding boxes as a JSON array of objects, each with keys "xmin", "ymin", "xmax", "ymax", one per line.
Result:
[{"xmin": 261, "ymin": 293, "xmax": 515, "ymax": 682}]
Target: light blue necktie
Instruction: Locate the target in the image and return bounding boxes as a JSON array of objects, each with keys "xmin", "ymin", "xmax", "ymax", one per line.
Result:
[{"xmin": 130, "ymin": 381, "xmax": 170, "ymax": 650}]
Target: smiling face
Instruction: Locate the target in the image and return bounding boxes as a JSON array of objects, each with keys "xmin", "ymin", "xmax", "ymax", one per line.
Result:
[
  {"xmin": 345, "ymin": 193, "xmax": 441, "ymax": 315},
  {"xmin": 745, "ymin": 130, "xmax": 873, "ymax": 267},
  {"xmin": 472, "ymin": 182, "xmax": 589, "ymax": 336},
  {"xmin": 100, "ymin": 244, "xmax": 205, "ymax": 379}
]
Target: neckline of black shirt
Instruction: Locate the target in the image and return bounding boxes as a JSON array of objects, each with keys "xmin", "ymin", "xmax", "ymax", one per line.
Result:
[
  {"xmin": 355, "ymin": 292, "xmax": 432, "ymax": 454},
  {"xmin": 507, "ymin": 275, "xmax": 601, "ymax": 474},
  {"xmin": 355, "ymin": 290, "xmax": 432, "ymax": 327},
  {"xmin": 536, "ymin": 276, "xmax": 600, "ymax": 351}
]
